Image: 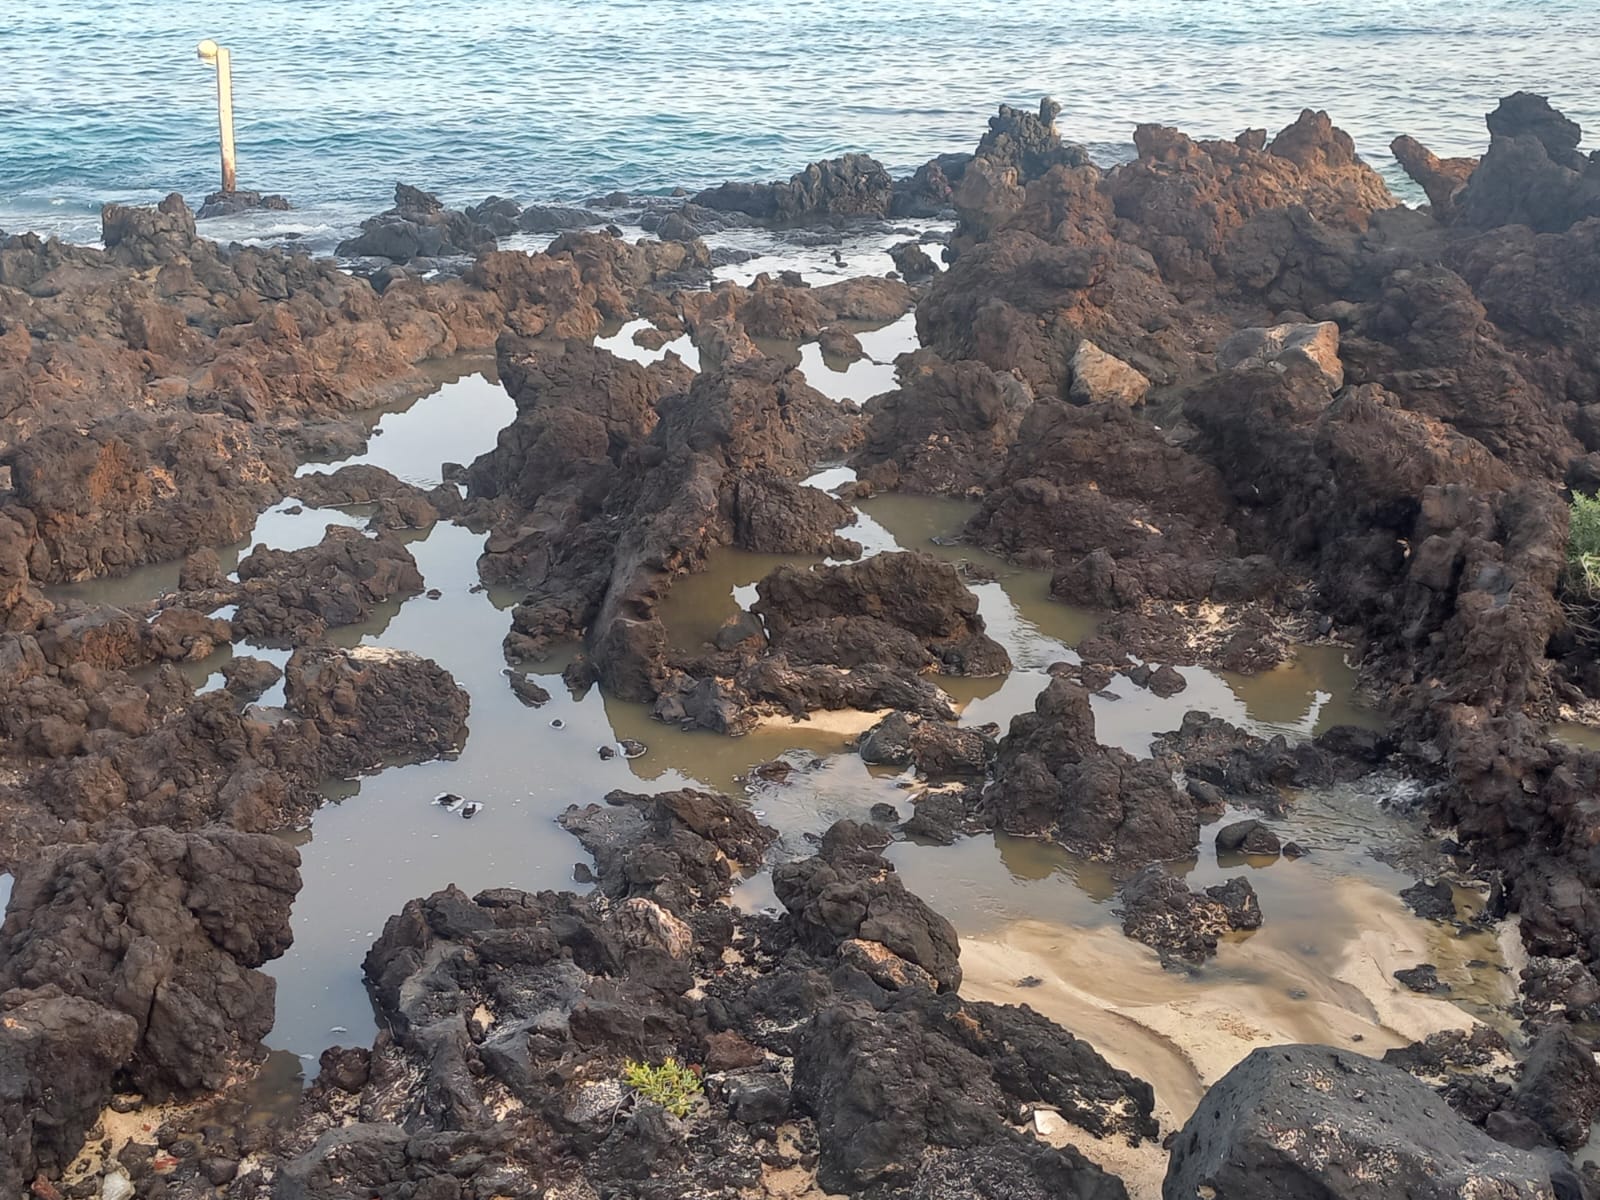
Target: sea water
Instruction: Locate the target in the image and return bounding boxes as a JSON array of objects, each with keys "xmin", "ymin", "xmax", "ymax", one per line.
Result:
[{"xmin": 2, "ymin": 0, "xmax": 1596, "ymax": 251}]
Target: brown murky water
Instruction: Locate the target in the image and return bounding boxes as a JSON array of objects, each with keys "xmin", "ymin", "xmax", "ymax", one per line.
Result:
[
  {"xmin": 47, "ymin": 322, "xmax": 1508, "ymax": 1119},
  {"xmin": 1553, "ymin": 720, "xmax": 1600, "ymax": 751}
]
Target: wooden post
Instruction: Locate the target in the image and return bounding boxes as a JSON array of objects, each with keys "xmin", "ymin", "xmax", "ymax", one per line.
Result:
[
  {"xmin": 216, "ymin": 47, "xmax": 236, "ymax": 193},
  {"xmin": 197, "ymin": 40, "xmax": 237, "ymax": 193}
]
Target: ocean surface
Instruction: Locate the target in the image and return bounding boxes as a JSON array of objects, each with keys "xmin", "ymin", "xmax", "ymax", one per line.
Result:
[{"xmin": 2, "ymin": 1, "xmax": 1597, "ymax": 249}]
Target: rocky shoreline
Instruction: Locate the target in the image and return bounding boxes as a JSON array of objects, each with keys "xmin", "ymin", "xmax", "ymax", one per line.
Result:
[{"xmin": 4, "ymin": 89, "xmax": 1600, "ymax": 1198}]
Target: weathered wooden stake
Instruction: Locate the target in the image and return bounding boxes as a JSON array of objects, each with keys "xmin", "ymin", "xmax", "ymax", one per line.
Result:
[{"xmin": 196, "ymin": 40, "xmax": 237, "ymax": 193}]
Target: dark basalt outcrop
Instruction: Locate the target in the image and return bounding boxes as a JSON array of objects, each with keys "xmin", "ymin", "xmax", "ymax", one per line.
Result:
[
  {"xmin": 559, "ymin": 786, "xmax": 779, "ymax": 916},
  {"xmin": 0, "ymin": 193, "xmax": 504, "ymax": 597},
  {"xmin": 1151, "ymin": 710, "xmax": 1388, "ymax": 807},
  {"xmin": 773, "ymin": 819, "xmax": 964, "ymax": 992},
  {"xmin": 122, "ymin": 805, "xmax": 1157, "ymax": 1200},
  {"xmin": 284, "ymin": 644, "xmax": 470, "ymax": 775},
  {"xmin": 1117, "ymin": 865, "xmax": 1262, "ymax": 966},
  {"xmin": 1164, "ymin": 1045, "xmax": 1579, "ymax": 1199},
  {"xmin": 195, "ymin": 188, "xmax": 293, "ymax": 219},
  {"xmin": 692, "ymin": 153, "xmax": 896, "ymax": 222},
  {"xmin": 858, "ymin": 710, "xmax": 998, "ymax": 778},
  {"xmin": 989, "ymin": 678, "xmax": 1198, "ymax": 863},
  {"xmin": 1390, "ymin": 134, "xmax": 1477, "ymax": 218},
  {"xmin": 1452, "ymin": 93, "xmax": 1600, "ymax": 233},
  {"xmin": 640, "ymin": 553, "xmax": 1010, "ymax": 735},
  {"xmin": 852, "ymin": 349, "xmax": 1034, "ymax": 495},
  {"xmin": 754, "ymin": 551, "xmax": 1009, "ymax": 677},
  {"xmin": 968, "ymin": 398, "xmax": 1259, "ymax": 605},
  {"xmin": 336, "ymin": 182, "xmax": 501, "ymax": 262},
  {"xmin": 675, "ymin": 272, "xmax": 915, "ymax": 341},
  {"xmin": 948, "ymin": 98, "xmax": 1092, "ymax": 242},
  {"xmin": 232, "ymin": 526, "xmax": 425, "ymax": 645},
  {"xmin": 1508, "ymin": 1026, "xmax": 1600, "ymax": 1152},
  {"xmin": 0, "ymin": 827, "xmax": 299, "ymax": 1193},
  {"xmin": 477, "ymin": 328, "xmax": 859, "ymax": 698},
  {"xmin": 11, "ymin": 411, "xmax": 294, "ymax": 585},
  {"xmin": 0, "ymin": 630, "xmax": 469, "ymax": 864}
]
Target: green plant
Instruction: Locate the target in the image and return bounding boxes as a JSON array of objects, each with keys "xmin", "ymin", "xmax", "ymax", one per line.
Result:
[
  {"xmin": 621, "ymin": 1057, "xmax": 703, "ymax": 1118},
  {"xmin": 1571, "ymin": 492, "xmax": 1600, "ymax": 597}
]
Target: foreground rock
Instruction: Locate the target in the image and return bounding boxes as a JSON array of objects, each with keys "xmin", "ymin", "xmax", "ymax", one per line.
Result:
[
  {"xmin": 1165, "ymin": 1044, "xmax": 1578, "ymax": 1199},
  {"xmin": 0, "ymin": 827, "xmax": 298, "ymax": 1192},
  {"xmin": 126, "ymin": 809, "xmax": 1156, "ymax": 1200}
]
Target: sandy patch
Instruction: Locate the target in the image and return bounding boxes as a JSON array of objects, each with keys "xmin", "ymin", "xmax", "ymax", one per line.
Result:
[
  {"xmin": 63, "ymin": 1099, "xmax": 176, "ymax": 1182},
  {"xmin": 1033, "ymin": 1108, "xmax": 1170, "ymax": 1200},
  {"xmin": 755, "ymin": 707, "xmax": 890, "ymax": 737},
  {"xmin": 960, "ymin": 874, "xmax": 1481, "ymax": 1151}
]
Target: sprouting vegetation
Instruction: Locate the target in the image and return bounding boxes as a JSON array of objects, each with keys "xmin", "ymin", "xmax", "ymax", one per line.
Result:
[
  {"xmin": 1568, "ymin": 492, "xmax": 1600, "ymax": 597},
  {"xmin": 621, "ymin": 1057, "xmax": 703, "ymax": 1118}
]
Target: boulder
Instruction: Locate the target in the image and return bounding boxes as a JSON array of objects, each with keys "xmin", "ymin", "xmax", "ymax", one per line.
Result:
[
  {"xmin": 1216, "ymin": 321, "xmax": 1344, "ymax": 391},
  {"xmin": 1164, "ymin": 1045, "xmax": 1575, "ymax": 1199},
  {"xmin": 1069, "ymin": 340, "xmax": 1150, "ymax": 407},
  {"xmin": 991, "ymin": 679, "xmax": 1198, "ymax": 862},
  {"xmin": 1510, "ymin": 1027, "xmax": 1600, "ymax": 1151},
  {"xmin": 195, "ymin": 190, "xmax": 292, "ymax": 219},
  {"xmin": 1118, "ymin": 865, "xmax": 1261, "ymax": 965},
  {"xmin": 1454, "ymin": 93, "xmax": 1600, "ymax": 233},
  {"xmin": 773, "ymin": 822, "xmax": 963, "ymax": 991},
  {"xmin": 1214, "ymin": 818, "xmax": 1281, "ymax": 857},
  {"xmin": 888, "ymin": 240, "xmax": 938, "ymax": 280},
  {"xmin": 284, "ymin": 645, "xmax": 469, "ymax": 774},
  {"xmin": 692, "ymin": 154, "xmax": 894, "ymax": 222},
  {"xmin": 858, "ymin": 710, "xmax": 996, "ymax": 777},
  {"xmin": 516, "ymin": 204, "xmax": 603, "ymax": 234},
  {"xmin": 754, "ymin": 552, "xmax": 1010, "ymax": 677},
  {"xmin": 0, "ymin": 827, "xmax": 298, "ymax": 1189},
  {"xmin": 335, "ymin": 183, "xmax": 500, "ymax": 261},
  {"xmin": 794, "ymin": 997, "xmax": 1134, "ymax": 1200}
]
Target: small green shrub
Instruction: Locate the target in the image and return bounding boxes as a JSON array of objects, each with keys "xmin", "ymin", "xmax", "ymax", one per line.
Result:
[
  {"xmin": 621, "ymin": 1057, "xmax": 703, "ymax": 1118},
  {"xmin": 1569, "ymin": 492, "xmax": 1600, "ymax": 596}
]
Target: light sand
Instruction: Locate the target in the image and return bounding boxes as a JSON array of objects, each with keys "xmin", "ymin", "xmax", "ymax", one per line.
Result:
[
  {"xmin": 960, "ymin": 875, "xmax": 1484, "ymax": 1200},
  {"xmin": 64, "ymin": 1100, "xmax": 173, "ymax": 1182},
  {"xmin": 755, "ymin": 706, "xmax": 890, "ymax": 737}
]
